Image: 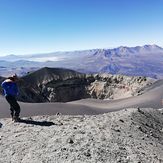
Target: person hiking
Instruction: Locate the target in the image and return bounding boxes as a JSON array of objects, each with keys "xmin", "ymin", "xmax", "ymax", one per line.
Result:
[{"xmin": 1, "ymin": 74, "xmax": 21, "ymax": 122}]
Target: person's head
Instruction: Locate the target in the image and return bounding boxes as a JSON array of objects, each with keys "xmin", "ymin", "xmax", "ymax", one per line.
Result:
[{"xmin": 8, "ymin": 74, "xmax": 18, "ymax": 81}]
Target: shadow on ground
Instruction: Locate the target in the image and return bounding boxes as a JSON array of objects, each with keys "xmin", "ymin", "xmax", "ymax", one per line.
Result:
[{"xmin": 18, "ymin": 119, "xmax": 55, "ymax": 126}]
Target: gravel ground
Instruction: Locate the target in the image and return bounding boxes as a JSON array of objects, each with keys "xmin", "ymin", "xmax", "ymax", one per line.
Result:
[{"xmin": 0, "ymin": 108, "xmax": 163, "ymax": 163}]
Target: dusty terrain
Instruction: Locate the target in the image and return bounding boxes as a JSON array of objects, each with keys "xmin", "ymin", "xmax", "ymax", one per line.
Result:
[
  {"xmin": 0, "ymin": 80, "xmax": 162, "ymax": 162},
  {"xmin": 0, "ymin": 108, "xmax": 163, "ymax": 163},
  {"xmin": 0, "ymin": 70, "xmax": 163, "ymax": 163}
]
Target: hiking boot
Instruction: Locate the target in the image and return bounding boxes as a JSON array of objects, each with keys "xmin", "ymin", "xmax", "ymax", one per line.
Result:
[
  {"xmin": 11, "ymin": 114, "xmax": 14, "ymax": 121},
  {"xmin": 13, "ymin": 117, "xmax": 21, "ymax": 122}
]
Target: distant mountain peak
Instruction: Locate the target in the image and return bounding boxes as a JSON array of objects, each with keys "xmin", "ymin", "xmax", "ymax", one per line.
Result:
[
  {"xmin": 143, "ymin": 44, "xmax": 162, "ymax": 49},
  {"xmin": 116, "ymin": 44, "xmax": 162, "ymax": 50},
  {"xmin": 112, "ymin": 44, "xmax": 163, "ymax": 55}
]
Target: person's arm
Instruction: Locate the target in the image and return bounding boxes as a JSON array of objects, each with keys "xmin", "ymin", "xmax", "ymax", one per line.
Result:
[
  {"xmin": 1, "ymin": 81, "xmax": 6, "ymax": 89},
  {"xmin": 1, "ymin": 81, "xmax": 6, "ymax": 96}
]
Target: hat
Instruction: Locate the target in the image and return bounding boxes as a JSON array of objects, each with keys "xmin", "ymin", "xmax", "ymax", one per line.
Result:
[{"xmin": 12, "ymin": 74, "xmax": 18, "ymax": 78}]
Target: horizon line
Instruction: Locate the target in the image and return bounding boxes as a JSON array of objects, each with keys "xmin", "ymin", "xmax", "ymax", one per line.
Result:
[{"xmin": 0, "ymin": 43, "xmax": 162, "ymax": 57}]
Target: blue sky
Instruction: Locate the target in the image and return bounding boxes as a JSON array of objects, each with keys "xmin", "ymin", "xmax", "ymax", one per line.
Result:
[{"xmin": 0, "ymin": 0, "xmax": 163, "ymax": 55}]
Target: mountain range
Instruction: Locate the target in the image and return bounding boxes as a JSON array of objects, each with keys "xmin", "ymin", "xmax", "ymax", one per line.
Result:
[{"xmin": 0, "ymin": 44, "xmax": 163, "ymax": 78}]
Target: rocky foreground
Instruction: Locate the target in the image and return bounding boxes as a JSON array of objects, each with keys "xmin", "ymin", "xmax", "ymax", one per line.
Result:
[{"xmin": 0, "ymin": 108, "xmax": 163, "ymax": 163}]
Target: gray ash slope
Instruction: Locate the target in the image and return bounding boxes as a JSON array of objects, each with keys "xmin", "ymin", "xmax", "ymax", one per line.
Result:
[
  {"xmin": 0, "ymin": 108, "xmax": 163, "ymax": 163},
  {"xmin": 15, "ymin": 67, "xmax": 154, "ymax": 103}
]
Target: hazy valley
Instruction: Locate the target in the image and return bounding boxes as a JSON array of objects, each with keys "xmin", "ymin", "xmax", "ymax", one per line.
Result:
[{"xmin": 0, "ymin": 44, "xmax": 163, "ymax": 79}]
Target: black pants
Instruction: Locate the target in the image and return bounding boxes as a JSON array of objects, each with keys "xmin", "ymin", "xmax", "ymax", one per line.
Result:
[{"xmin": 5, "ymin": 95, "xmax": 20, "ymax": 118}]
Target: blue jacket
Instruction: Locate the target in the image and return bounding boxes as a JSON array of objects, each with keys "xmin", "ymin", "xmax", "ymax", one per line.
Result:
[{"xmin": 1, "ymin": 79, "xmax": 19, "ymax": 97}]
